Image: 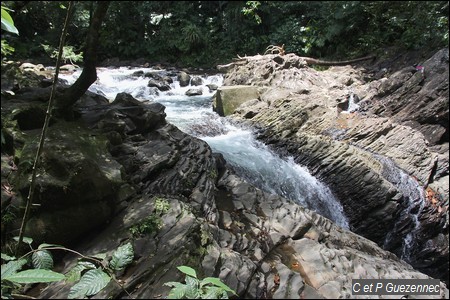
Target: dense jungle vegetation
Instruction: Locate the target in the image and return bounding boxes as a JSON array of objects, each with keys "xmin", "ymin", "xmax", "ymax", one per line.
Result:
[{"xmin": 1, "ymin": 1, "xmax": 449, "ymax": 67}]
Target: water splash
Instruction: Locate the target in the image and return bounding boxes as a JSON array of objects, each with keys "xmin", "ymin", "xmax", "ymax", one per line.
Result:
[{"xmin": 202, "ymin": 124, "xmax": 349, "ymax": 229}]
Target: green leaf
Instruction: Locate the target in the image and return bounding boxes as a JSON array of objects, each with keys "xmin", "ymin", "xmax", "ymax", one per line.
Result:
[
  {"xmin": 164, "ymin": 282, "xmax": 188, "ymax": 299},
  {"xmin": 201, "ymin": 286, "xmax": 226, "ymax": 299},
  {"xmin": 65, "ymin": 261, "xmax": 96, "ymax": 283},
  {"xmin": 13, "ymin": 236, "xmax": 33, "ymax": 245},
  {"xmin": 177, "ymin": 266, "xmax": 197, "ymax": 278},
  {"xmin": 1, "ymin": 253, "xmax": 16, "ymax": 261},
  {"xmin": 38, "ymin": 243, "xmax": 64, "ymax": 249},
  {"xmin": 3, "ymin": 269, "xmax": 65, "ymax": 283},
  {"xmin": 68, "ymin": 269, "xmax": 111, "ymax": 299},
  {"xmin": 201, "ymin": 277, "xmax": 236, "ymax": 295},
  {"xmin": 109, "ymin": 242, "xmax": 134, "ymax": 271},
  {"xmin": 1, "ymin": 7, "xmax": 19, "ymax": 35},
  {"xmin": 32, "ymin": 250, "xmax": 53, "ymax": 270},
  {"xmin": 1, "ymin": 259, "xmax": 27, "ymax": 278},
  {"xmin": 184, "ymin": 276, "xmax": 200, "ymax": 299}
]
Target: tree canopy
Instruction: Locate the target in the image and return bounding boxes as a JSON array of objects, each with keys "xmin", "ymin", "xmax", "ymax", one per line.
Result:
[{"xmin": 1, "ymin": 1, "xmax": 449, "ymax": 67}]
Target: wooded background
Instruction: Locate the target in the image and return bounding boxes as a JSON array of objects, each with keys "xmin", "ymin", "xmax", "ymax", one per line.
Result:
[{"xmin": 2, "ymin": 1, "xmax": 449, "ymax": 67}]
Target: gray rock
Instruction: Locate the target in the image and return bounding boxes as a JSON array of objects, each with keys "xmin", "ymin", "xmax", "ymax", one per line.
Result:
[
  {"xmin": 225, "ymin": 48, "xmax": 449, "ymax": 284},
  {"xmin": 178, "ymin": 71, "xmax": 191, "ymax": 87},
  {"xmin": 190, "ymin": 76, "xmax": 203, "ymax": 86},
  {"xmin": 185, "ymin": 88, "xmax": 203, "ymax": 96},
  {"xmin": 213, "ymin": 85, "xmax": 260, "ymax": 116}
]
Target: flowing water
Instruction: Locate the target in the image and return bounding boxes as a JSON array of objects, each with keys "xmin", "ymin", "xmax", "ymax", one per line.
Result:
[
  {"xmin": 60, "ymin": 67, "xmax": 349, "ymax": 229},
  {"xmin": 377, "ymin": 155, "xmax": 426, "ymax": 261},
  {"xmin": 346, "ymin": 92, "xmax": 360, "ymax": 113}
]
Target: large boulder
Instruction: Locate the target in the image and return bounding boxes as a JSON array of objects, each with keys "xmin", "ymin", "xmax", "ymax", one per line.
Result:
[
  {"xmin": 12, "ymin": 121, "xmax": 124, "ymax": 246},
  {"xmin": 213, "ymin": 85, "xmax": 260, "ymax": 116}
]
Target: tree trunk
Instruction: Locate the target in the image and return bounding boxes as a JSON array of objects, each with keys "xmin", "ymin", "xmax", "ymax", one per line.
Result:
[{"xmin": 57, "ymin": 1, "xmax": 110, "ymax": 113}]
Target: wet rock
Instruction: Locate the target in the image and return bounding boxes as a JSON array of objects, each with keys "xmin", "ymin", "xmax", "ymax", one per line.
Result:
[
  {"xmin": 132, "ymin": 70, "xmax": 144, "ymax": 76},
  {"xmin": 59, "ymin": 64, "xmax": 78, "ymax": 73},
  {"xmin": 3, "ymin": 50, "xmax": 449, "ymax": 299},
  {"xmin": 206, "ymin": 83, "xmax": 218, "ymax": 92},
  {"xmin": 185, "ymin": 88, "xmax": 203, "ymax": 96},
  {"xmin": 38, "ymin": 165, "xmax": 449, "ymax": 299},
  {"xmin": 11, "ymin": 103, "xmax": 47, "ymax": 130},
  {"xmin": 178, "ymin": 71, "xmax": 191, "ymax": 87},
  {"xmin": 191, "ymin": 76, "xmax": 203, "ymax": 86},
  {"xmin": 147, "ymin": 78, "xmax": 171, "ymax": 91}
]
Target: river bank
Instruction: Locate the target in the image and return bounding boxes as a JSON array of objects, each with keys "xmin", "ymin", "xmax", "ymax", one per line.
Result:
[{"xmin": 1, "ymin": 49, "xmax": 448, "ymax": 298}]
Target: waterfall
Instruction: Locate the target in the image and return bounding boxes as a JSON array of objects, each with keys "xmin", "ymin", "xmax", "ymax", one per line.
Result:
[
  {"xmin": 60, "ymin": 66, "xmax": 350, "ymax": 229},
  {"xmin": 376, "ymin": 154, "xmax": 426, "ymax": 261},
  {"xmin": 341, "ymin": 91, "xmax": 360, "ymax": 114}
]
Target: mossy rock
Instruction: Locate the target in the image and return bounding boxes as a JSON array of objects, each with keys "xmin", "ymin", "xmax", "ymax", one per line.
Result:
[{"xmin": 11, "ymin": 120, "xmax": 124, "ymax": 245}]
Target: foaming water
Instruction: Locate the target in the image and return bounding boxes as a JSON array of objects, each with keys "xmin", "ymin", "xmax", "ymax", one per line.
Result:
[
  {"xmin": 202, "ymin": 127, "xmax": 349, "ymax": 228},
  {"xmin": 60, "ymin": 67, "xmax": 349, "ymax": 228}
]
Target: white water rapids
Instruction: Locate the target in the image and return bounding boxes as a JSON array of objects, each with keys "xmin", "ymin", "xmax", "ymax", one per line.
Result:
[{"xmin": 60, "ymin": 67, "xmax": 350, "ymax": 229}]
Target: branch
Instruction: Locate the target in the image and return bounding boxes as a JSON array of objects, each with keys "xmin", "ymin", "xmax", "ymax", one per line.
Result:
[
  {"xmin": 15, "ymin": 1, "xmax": 75, "ymax": 256},
  {"xmin": 59, "ymin": 2, "xmax": 110, "ymax": 111}
]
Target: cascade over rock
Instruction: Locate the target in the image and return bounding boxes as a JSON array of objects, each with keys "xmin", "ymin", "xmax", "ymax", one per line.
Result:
[
  {"xmin": 223, "ymin": 48, "xmax": 449, "ymax": 284},
  {"xmin": 1, "ymin": 56, "xmax": 448, "ymax": 298}
]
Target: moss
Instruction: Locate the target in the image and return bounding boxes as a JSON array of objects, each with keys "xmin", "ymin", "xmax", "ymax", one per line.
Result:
[
  {"xmin": 129, "ymin": 214, "xmax": 163, "ymax": 237},
  {"xmin": 182, "ymin": 177, "xmax": 195, "ymax": 189},
  {"xmin": 208, "ymin": 168, "xmax": 218, "ymax": 180},
  {"xmin": 154, "ymin": 197, "xmax": 170, "ymax": 215},
  {"xmin": 129, "ymin": 197, "xmax": 170, "ymax": 237},
  {"xmin": 312, "ymin": 65, "xmax": 330, "ymax": 71}
]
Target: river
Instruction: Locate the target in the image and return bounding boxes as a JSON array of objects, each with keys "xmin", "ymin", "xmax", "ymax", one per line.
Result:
[{"xmin": 60, "ymin": 66, "xmax": 350, "ymax": 229}]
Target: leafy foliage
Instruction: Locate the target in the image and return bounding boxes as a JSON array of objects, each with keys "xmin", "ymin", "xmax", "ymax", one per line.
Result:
[
  {"xmin": 1, "ymin": 259, "xmax": 28, "ymax": 278},
  {"xmin": 31, "ymin": 249, "xmax": 53, "ymax": 269},
  {"xmin": 164, "ymin": 265, "xmax": 237, "ymax": 299},
  {"xmin": 1, "ymin": 240, "xmax": 134, "ymax": 299},
  {"xmin": 1, "ymin": 6, "xmax": 18, "ymax": 35},
  {"xmin": 2, "ymin": 1, "xmax": 448, "ymax": 66},
  {"xmin": 65, "ymin": 261, "xmax": 97, "ymax": 283},
  {"xmin": 1, "ymin": 39, "xmax": 14, "ymax": 57},
  {"xmin": 12, "ymin": 236, "xmax": 33, "ymax": 246},
  {"xmin": 155, "ymin": 197, "xmax": 170, "ymax": 215},
  {"xmin": 109, "ymin": 242, "xmax": 134, "ymax": 272},
  {"xmin": 129, "ymin": 197, "xmax": 170, "ymax": 236},
  {"xmin": 129, "ymin": 214, "xmax": 163, "ymax": 236},
  {"xmin": 242, "ymin": 1, "xmax": 262, "ymax": 24},
  {"xmin": 41, "ymin": 44, "xmax": 83, "ymax": 64},
  {"xmin": 3, "ymin": 269, "xmax": 65, "ymax": 284},
  {"xmin": 68, "ymin": 268, "xmax": 111, "ymax": 299}
]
